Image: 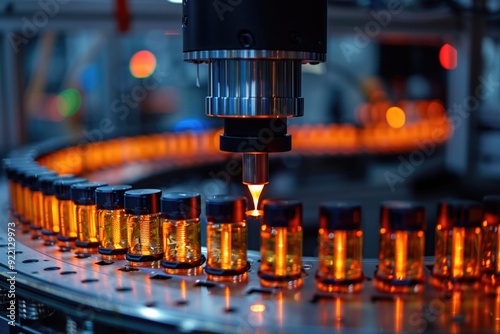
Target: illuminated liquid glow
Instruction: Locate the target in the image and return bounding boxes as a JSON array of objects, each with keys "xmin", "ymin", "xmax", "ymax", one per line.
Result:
[
  {"xmin": 260, "ymin": 225, "xmax": 303, "ymax": 288},
  {"xmin": 334, "ymin": 231, "xmax": 347, "ymax": 280},
  {"xmin": 452, "ymin": 227, "xmax": 465, "ymax": 278},
  {"xmin": 32, "ymin": 191, "xmax": 44, "ymax": 227},
  {"xmin": 7, "ymin": 181, "xmax": 15, "ymax": 212},
  {"xmin": 206, "ymin": 221, "xmax": 247, "ymax": 274},
  {"xmin": 23, "ymin": 187, "xmax": 33, "ymax": 223},
  {"xmin": 127, "ymin": 214, "xmax": 162, "ymax": 259},
  {"xmin": 140, "ymin": 218, "xmax": 151, "ymax": 255},
  {"xmin": 395, "ymin": 231, "xmax": 408, "ymax": 280},
  {"xmin": 112, "ymin": 214, "xmax": 121, "ymax": 246},
  {"xmin": 98, "ymin": 209, "xmax": 128, "ymax": 250},
  {"xmin": 375, "ymin": 229, "xmax": 425, "ymax": 293},
  {"xmin": 432, "ymin": 224, "xmax": 451, "ymax": 278},
  {"xmin": 44, "ymin": 195, "xmax": 60, "ymax": 233},
  {"xmin": 275, "ymin": 228, "xmax": 287, "ymax": 277},
  {"xmin": 221, "ymin": 224, "xmax": 232, "ymax": 270},
  {"xmin": 163, "ymin": 218, "xmax": 201, "ymax": 265},
  {"xmin": 76, "ymin": 205, "xmax": 99, "ymax": 244},
  {"xmin": 59, "ymin": 200, "xmax": 77, "ymax": 239},
  {"xmin": 176, "ymin": 221, "xmax": 187, "ymax": 262},
  {"xmin": 497, "ymin": 230, "xmax": 500, "ymax": 274},
  {"xmin": 316, "ymin": 229, "xmax": 363, "ymax": 292},
  {"xmin": 496, "ymin": 287, "xmax": 500, "ymax": 332}
]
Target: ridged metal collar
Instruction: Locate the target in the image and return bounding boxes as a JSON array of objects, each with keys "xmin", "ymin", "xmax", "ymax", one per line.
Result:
[{"xmin": 184, "ymin": 49, "xmax": 326, "ymax": 62}]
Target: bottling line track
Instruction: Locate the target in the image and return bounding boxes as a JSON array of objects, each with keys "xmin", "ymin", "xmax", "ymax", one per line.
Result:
[{"xmin": 0, "ymin": 180, "xmax": 493, "ymax": 333}]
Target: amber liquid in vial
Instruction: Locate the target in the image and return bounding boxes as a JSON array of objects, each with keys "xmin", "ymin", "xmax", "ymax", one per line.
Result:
[
  {"xmin": 316, "ymin": 229, "xmax": 363, "ymax": 293},
  {"xmin": 450, "ymin": 226, "xmax": 481, "ymax": 284},
  {"xmin": 57, "ymin": 200, "xmax": 77, "ymax": 249},
  {"xmin": 375, "ymin": 229, "xmax": 425, "ymax": 293},
  {"xmin": 163, "ymin": 218, "xmax": 202, "ymax": 275},
  {"xmin": 15, "ymin": 183, "xmax": 24, "ymax": 221},
  {"xmin": 21, "ymin": 186, "xmax": 33, "ymax": 233},
  {"xmin": 98, "ymin": 209, "xmax": 128, "ymax": 260},
  {"xmin": 481, "ymin": 220, "xmax": 498, "ymax": 288},
  {"xmin": 432, "ymin": 223, "xmax": 452, "ymax": 281},
  {"xmin": 259, "ymin": 225, "xmax": 303, "ymax": 289},
  {"xmin": 75, "ymin": 204, "xmax": 99, "ymax": 253},
  {"xmin": 30, "ymin": 190, "xmax": 44, "ymax": 239},
  {"xmin": 206, "ymin": 221, "xmax": 247, "ymax": 282},
  {"xmin": 42, "ymin": 195, "xmax": 60, "ymax": 245},
  {"xmin": 127, "ymin": 213, "xmax": 163, "ymax": 267}
]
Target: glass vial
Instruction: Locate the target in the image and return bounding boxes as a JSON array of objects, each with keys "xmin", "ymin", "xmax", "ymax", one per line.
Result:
[
  {"xmin": 10, "ymin": 164, "xmax": 39, "ymax": 220},
  {"xmin": 205, "ymin": 195, "xmax": 248, "ymax": 282},
  {"xmin": 161, "ymin": 192, "xmax": 203, "ymax": 275},
  {"xmin": 3, "ymin": 159, "xmax": 34, "ymax": 217},
  {"xmin": 39, "ymin": 175, "xmax": 74, "ymax": 245},
  {"xmin": 125, "ymin": 189, "xmax": 163, "ymax": 267},
  {"xmin": 17, "ymin": 166, "xmax": 48, "ymax": 233},
  {"xmin": 431, "ymin": 198, "xmax": 455, "ymax": 285},
  {"xmin": 54, "ymin": 178, "xmax": 88, "ymax": 249},
  {"xmin": 25, "ymin": 170, "xmax": 57, "ymax": 239},
  {"xmin": 96, "ymin": 185, "xmax": 133, "ymax": 260},
  {"xmin": 374, "ymin": 201, "xmax": 426, "ymax": 293},
  {"xmin": 431, "ymin": 199, "xmax": 482, "ymax": 290},
  {"xmin": 316, "ymin": 201, "xmax": 363, "ymax": 293},
  {"xmin": 71, "ymin": 182, "xmax": 108, "ymax": 254},
  {"xmin": 481, "ymin": 195, "xmax": 500, "ymax": 289},
  {"xmin": 259, "ymin": 199, "xmax": 303, "ymax": 289}
]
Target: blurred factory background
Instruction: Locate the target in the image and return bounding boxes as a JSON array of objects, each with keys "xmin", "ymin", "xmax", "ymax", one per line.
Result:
[{"xmin": 1, "ymin": 0, "xmax": 500, "ymax": 257}]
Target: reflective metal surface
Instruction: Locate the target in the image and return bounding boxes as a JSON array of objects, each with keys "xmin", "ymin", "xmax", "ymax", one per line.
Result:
[
  {"xmin": 243, "ymin": 153, "xmax": 269, "ymax": 185},
  {"xmin": 0, "ymin": 180, "xmax": 496, "ymax": 333},
  {"xmin": 207, "ymin": 59, "xmax": 302, "ymax": 117},
  {"xmin": 183, "ymin": 50, "xmax": 326, "ymax": 62}
]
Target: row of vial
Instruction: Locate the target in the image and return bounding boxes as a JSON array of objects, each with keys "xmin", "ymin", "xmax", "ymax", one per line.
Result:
[{"xmin": 3, "ymin": 158, "xmax": 500, "ymax": 293}]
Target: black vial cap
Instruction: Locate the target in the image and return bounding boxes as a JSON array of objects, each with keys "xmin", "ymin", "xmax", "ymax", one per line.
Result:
[
  {"xmin": 484, "ymin": 195, "xmax": 500, "ymax": 225},
  {"xmin": 124, "ymin": 189, "xmax": 161, "ymax": 215},
  {"xmin": 15, "ymin": 166, "xmax": 48, "ymax": 184},
  {"xmin": 319, "ymin": 201, "xmax": 361, "ymax": 231},
  {"xmin": 71, "ymin": 182, "xmax": 108, "ymax": 205},
  {"xmin": 263, "ymin": 199, "xmax": 302, "ymax": 228},
  {"xmin": 25, "ymin": 170, "xmax": 57, "ymax": 191},
  {"xmin": 54, "ymin": 178, "xmax": 88, "ymax": 200},
  {"xmin": 38, "ymin": 175, "xmax": 75, "ymax": 195},
  {"xmin": 437, "ymin": 199, "xmax": 483, "ymax": 228},
  {"xmin": 206, "ymin": 195, "xmax": 247, "ymax": 224},
  {"xmin": 161, "ymin": 192, "xmax": 201, "ymax": 220},
  {"xmin": 3, "ymin": 159, "xmax": 36, "ymax": 179},
  {"xmin": 95, "ymin": 185, "xmax": 133, "ymax": 210},
  {"xmin": 380, "ymin": 201, "xmax": 426, "ymax": 231}
]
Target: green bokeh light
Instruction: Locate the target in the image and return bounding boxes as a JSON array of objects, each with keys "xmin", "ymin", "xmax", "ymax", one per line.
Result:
[{"xmin": 57, "ymin": 88, "xmax": 82, "ymax": 117}]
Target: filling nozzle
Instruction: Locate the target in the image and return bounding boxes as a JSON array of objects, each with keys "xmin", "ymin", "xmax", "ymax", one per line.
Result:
[
  {"xmin": 244, "ymin": 154, "xmax": 267, "ymax": 213},
  {"xmin": 243, "ymin": 153, "xmax": 269, "ymax": 185}
]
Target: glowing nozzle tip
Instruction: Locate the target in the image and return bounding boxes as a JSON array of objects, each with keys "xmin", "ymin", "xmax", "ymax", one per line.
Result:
[{"xmin": 247, "ymin": 184, "xmax": 265, "ymax": 211}]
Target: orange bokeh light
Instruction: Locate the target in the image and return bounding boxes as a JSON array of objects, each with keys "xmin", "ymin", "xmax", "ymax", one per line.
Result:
[
  {"xmin": 129, "ymin": 50, "xmax": 157, "ymax": 78},
  {"xmin": 386, "ymin": 107, "xmax": 406, "ymax": 129}
]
